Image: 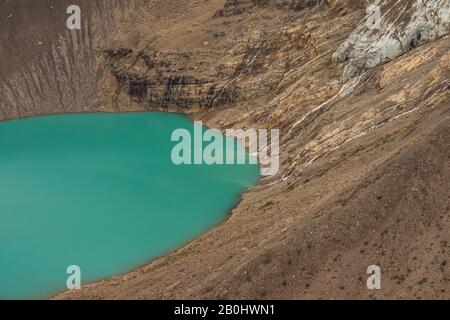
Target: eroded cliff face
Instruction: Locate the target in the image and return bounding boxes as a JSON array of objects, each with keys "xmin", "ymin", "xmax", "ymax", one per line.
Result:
[
  {"xmin": 0, "ymin": 0, "xmax": 143, "ymax": 119},
  {"xmin": 1, "ymin": 0, "xmax": 449, "ymax": 300},
  {"xmin": 217, "ymin": 0, "xmax": 325, "ymax": 16}
]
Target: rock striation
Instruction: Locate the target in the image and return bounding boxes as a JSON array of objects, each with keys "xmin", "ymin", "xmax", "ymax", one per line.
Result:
[{"xmin": 333, "ymin": 0, "xmax": 450, "ymax": 80}]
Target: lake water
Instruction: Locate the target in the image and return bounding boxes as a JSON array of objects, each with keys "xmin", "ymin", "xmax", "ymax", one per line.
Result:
[{"xmin": 0, "ymin": 112, "xmax": 259, "ymax": 299}]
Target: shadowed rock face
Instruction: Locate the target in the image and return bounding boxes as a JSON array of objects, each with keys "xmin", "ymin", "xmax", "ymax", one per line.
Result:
[
  {"xmin": 333, "ymin": 0, "xmax": 450, "ymax": 80},
  {"xmin": 1, "ymin": 0, "xmax": 449, "ymax": 300}
]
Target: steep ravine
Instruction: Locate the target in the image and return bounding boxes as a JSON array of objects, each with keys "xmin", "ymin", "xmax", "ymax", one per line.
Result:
[{"xmin": 1, "ymin": 0, "xmax": 449, "ymax": 299}]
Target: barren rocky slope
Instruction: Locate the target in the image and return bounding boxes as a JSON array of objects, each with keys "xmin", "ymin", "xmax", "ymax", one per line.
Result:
[{"xmin": 1, "ymin": 0, "xmax": 449, "ymax": 299}]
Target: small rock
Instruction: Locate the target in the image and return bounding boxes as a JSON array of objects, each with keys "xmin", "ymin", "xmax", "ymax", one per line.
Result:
[{"xmin": 214, "ymin": 31, "xmax": 226, "ymax": 38}]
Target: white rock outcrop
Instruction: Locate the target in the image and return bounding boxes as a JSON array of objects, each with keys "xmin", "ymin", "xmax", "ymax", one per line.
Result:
[{"xmin": 333, "ymin": 0, "xmax": 450, "ymax": 80}]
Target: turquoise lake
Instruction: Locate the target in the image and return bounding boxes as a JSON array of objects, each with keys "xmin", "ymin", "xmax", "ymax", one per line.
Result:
[{"xmin": 0, "ymin": 112, "xmax": 259, "ymax": 299}]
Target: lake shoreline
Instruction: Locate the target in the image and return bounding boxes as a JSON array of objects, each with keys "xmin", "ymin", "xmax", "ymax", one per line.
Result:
[{"xmin": 0, "ymin": 111, "xmax": 260, "ymax": 299}]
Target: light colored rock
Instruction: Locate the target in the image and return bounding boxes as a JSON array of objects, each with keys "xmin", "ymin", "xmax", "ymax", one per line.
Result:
[{"xmin": 333, "ymin": 0, "xmax": 450, "ymax": 80}]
